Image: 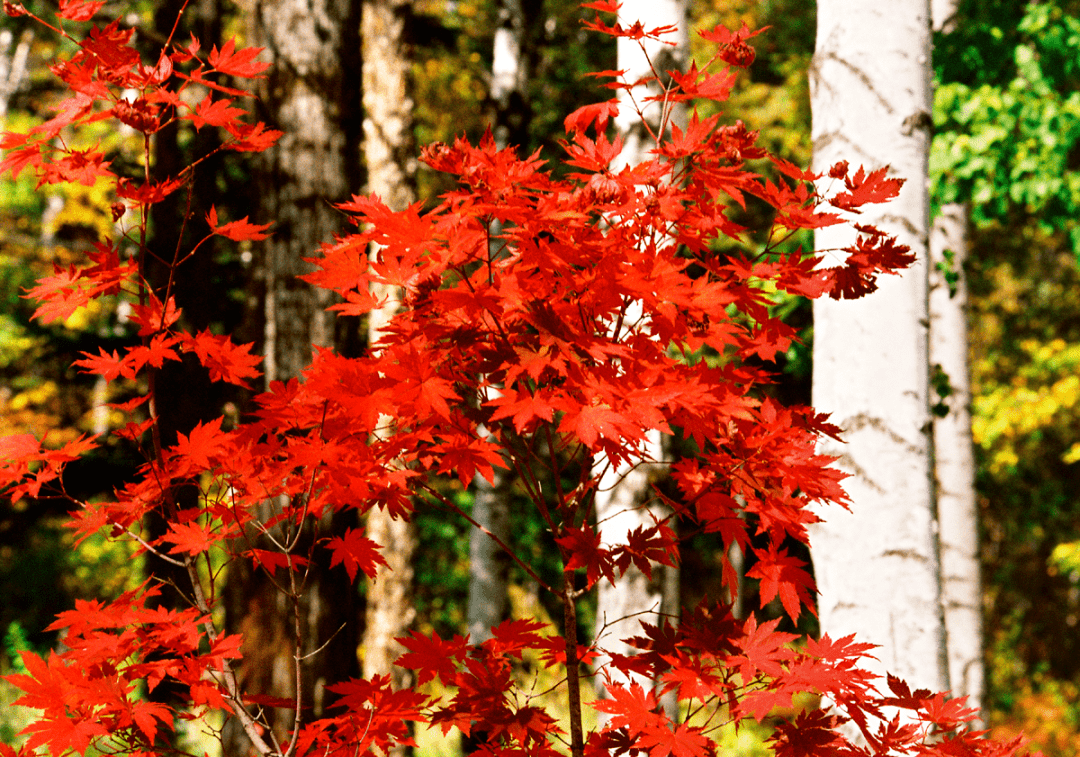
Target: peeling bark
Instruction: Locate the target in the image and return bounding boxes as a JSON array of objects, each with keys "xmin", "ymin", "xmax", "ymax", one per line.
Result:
[{"xmin": 809, "ymin": 0, "xmax": 949, "ymax": 705}]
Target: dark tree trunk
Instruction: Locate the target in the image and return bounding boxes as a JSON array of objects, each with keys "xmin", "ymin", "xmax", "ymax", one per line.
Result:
[
  {"xmin": 221, "ymin": 1, "xmax": 364, "ymax": 754},
  {"xmin": 141, "ymin": 0, "xmax": 226, "ymax": 718}
]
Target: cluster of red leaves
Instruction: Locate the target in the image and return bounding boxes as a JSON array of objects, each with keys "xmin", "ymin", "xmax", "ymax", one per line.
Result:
[
  {"xmin": 2, "ymin": 584, "xmax": 242, "ymax": 756},
  {"xmin": 0, "ymin": 2, "xmax": 1031, "ymax": 757}
]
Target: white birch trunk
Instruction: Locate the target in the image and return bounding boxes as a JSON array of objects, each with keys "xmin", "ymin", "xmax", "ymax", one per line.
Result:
[
  {"xmin": 594, "ymin": 0, "xmax": 687, "ymax": 710},
  {"xmin": 929, "ymin": 0, "xmax": 984, "ymax": 721},
  {"xmin": 929, "ymin": 203, "xmax": 983, "ymax": 719},
  {"xmin": 809, "ymin": 0, "xmax": 950, "ymax": 698},
  {"xmin": 0, "ymin": 27, "xmax": 31, "ymax": 128}
]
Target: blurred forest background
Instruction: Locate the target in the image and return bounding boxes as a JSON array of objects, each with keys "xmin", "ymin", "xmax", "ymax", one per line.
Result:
[{"xmin": 1, "ymin": 0, "xmax": 1079, "ymax": 754}]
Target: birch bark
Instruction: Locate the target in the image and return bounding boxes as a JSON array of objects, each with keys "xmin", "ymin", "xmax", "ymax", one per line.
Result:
[
  {"xmin": 929, "ymin": 203, "xmax": 983, "ymax": 717},
  {"xmin": 809, "ymin": 0, "xmax": 950, "ymax": 697},
  {"xmin": 928, "ymin": 0, "xmax": 984, "ymax": 720}
]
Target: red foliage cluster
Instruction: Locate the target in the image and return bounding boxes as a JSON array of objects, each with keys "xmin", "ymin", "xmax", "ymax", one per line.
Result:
[{"xmin": 0, "ymin": 2, "xmax": 1028, "ymax": 757}]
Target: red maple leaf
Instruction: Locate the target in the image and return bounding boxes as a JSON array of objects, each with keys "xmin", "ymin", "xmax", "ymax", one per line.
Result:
[
  {"xmin": 592, "ymin": 682, "xmax": 661, "ymax": 730},
  {"xmin": 557, "ymin": 400, "xmax": 624, "ymax": 449},
  {"xmin": 485, "ymin": 618, "xmax": 547, "ymax": 659},
  {"xmin": 534, "ymin": 634, "xmax": 599, "ymax": 668},
  {"xmin": 208, "ymin": 37, "xmax": 270, "ymax": 78},
  {"xmin": 667, "ymin": 64, "xmax": 736, "ymax": 103},
  {"xmin": 73, "ymin": 347, "xmax": 126, "ymax": 381},
  {"xmin": 395, "ymin": 630, "xmax": 468, "ymax": 686},
  {"xmin": 57, "ymin": 0, "xmax": 104, "ymax": 21},
  {"xmin": 162, "ymin": 519, "xmax": 218, "ymax": 555},
  {"xmin": 612, "ymin": 521, "xmax": 679, "ymax": 580},
  {"xmin": 114, "ymin": 417, "xmax": 155, "ymax": 442},
  {"xmin": 24, "ymin": 264, "xmax": 89, "ymax": 324},
  {"xmin": 188, "ymin": 94, "xmax": 247, "ymax": 130},
  {"xmin": 488, "ymin": 388, "xmax": 557, "ymax": 432},
  {"xmin": 556, "ymin": 524, "xmax": 614, "ymax": 590},
  {"xmin": 830, "ymin": 165, "xmax": 904, "ymax": 211},
  {"xmin": 430, "ymin": 436, "xmax": 506, "ymax": 486},
  {"xmin": 170, "ymin": 416, "xmax": 225, "ymax": 470},
  {"xmin": 125, "ymin": 333, "xmax": 182, "ymax": 374},
  {"xmin": 244, "ymin": 549, "xmax": 310, "ymax": 574},
  {"xmin": 769, "ymin": 709, "xmax": 850, "ymax": 756},
  {"xmin": 129, "ymin": 294, "xmax": 181, "ymax": 336},
  {"xmin": 727, "ymin": 615, "xmax": 797, "ymax": 684},
  {"xmin": 563, "ymin": 99, "xmax": 620, "ymax": 134},
  {"xmin": 0, "ymin": 141, "xmax": 41, "ymax": 179},
  {"xmin": 116, "ymin": 173, "xmax": 185, "ymax": 204},
  {"xmin": 0, "ymin": 433, "xmax": 39, "ymax": 461},
  {"xmin": 206, "ymin": 205, "xmax": 272, "ymax": 241},
  {"xmin": 581, "ymin": 1, "xmax": 620, "ymax": 12},
  {"xmin": 130, "ymin": 700, "xmax": 172, "ymax": 743},
  {"xmin": 747, "ymin": 544, "xmax": 816, "ymax": 621},
  {"xmin": 741, "ymin": 686, "xmax": 795, "ymax": 723},
  {"xmin": 180, "ymin": 329, "xmax": 262, "ymax": 387},
  {"xmin": 225, "ymin": 120, "xmax": 283, "ymax": 152},
  {"xmin": 326, "ymin": 528, "xmax": 388, "ymax": 582},
  {"xmin": 637, "ymin": 720, "xmax": 710, "ymax": 757}
]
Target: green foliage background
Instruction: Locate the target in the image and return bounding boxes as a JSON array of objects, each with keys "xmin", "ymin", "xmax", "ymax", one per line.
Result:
[{"xmin": 932, "ymin": 1, "xmax": 1080, "ymax": 752}]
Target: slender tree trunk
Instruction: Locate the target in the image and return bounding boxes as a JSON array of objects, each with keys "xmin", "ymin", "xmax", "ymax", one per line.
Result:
[
  {"xmin": 0, "ymin": 24, "xmax": 31, "ymax": 129},
  {"xmin": 593, "ymin": 0, "xmax": 687, "ymax": 718},
  {"xmin": 929, "ymin": 204, "xmax": 983, "ymax": 717},
  {"xmin": 809, "ymin": 0, "xmax": 949, "ymax": 705},
  {"xmin": 929, "ymin": 0, "xmax": 984, "ymax": 722},
  {"xmin": 359, "ymin": 7, "xmax": 419, "ymax": 740},
  {"xmin": 223, "ymin": 1, "xmax": 363, "ymax": 754}
]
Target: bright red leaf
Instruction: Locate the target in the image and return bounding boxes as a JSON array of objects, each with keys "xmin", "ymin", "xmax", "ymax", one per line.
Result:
[
  {"xmin": 206, "ymin": 205, "xmax": 272, "ymax": 241},
  {"xmin": 326, "ymin": 527, "xmax": 388, "ymax": 582},
  {"xmin": 395, "ymin": 630, "xmax": 468, "ymax": 686},
  {"xmin": 208, "ymin": 37, "xmax": 270, "ymax": 78},
  {"xmin": 58, "ymin": 0, "xmax": 104, "ymax": 21}
]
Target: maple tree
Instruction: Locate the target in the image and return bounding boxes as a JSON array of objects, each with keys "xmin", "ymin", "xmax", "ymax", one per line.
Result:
[{"xmin": 0, "ymin": 2, "xmax": 1033, "ymax": 757}]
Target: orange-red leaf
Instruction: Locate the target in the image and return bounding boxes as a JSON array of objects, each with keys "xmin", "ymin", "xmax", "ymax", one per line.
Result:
[
  {"xmin": 326, "ymin": 528, "xmax": 388, "ymax": 582},
  {"xmin": 208, "ymin": 37, "xmax": 270, "ymax": 78},
  {"xmin": 162, "ymin": 519, "xmax": 219, "ymax": 555},
  {"xmin": 207, "ymin": 205, "xmax": 272, "ymax": 241},
  {"xmin": 188, "ymin": 94, "xmax": 246, "ymax": 130},
  {"xmin": 57, "ymin": 0, "xmax": 103, "ymax": 21},
  {"xmin": 180, "ymin": 329, "xmax": 262, "ymax": 387},
  {"xmin": 395, "ymin": 630, "xmax": 468, "ymax": 686},
  {"xmin": 170, "ymin": 416, "xmax": 225, "ymax": 470}
]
